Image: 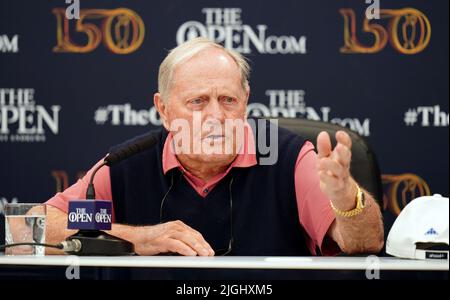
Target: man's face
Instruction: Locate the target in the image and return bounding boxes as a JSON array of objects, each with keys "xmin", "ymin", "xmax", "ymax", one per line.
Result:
[{"xmin": 155, "ymin": 47, "xmax": 249, "ymax": 165}]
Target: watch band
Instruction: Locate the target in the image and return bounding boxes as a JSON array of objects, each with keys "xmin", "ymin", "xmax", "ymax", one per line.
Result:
[{"xmin": 330, "ymin": 184, "xmax": 365, "ymax": 218}]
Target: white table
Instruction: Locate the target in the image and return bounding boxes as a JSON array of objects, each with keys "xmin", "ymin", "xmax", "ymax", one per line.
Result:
[{"xmin": 0, "ymin": 255, "xmax": 448, "ymax": 271}]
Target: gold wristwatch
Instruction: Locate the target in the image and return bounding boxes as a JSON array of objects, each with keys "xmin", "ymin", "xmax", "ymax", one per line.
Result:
[{"xmin": 330, "ymin": 184, "xmax": 366, "ymax": 218}]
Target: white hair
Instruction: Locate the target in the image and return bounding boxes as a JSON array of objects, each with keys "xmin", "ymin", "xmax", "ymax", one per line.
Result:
[{"xmin": 158, "ymin": 37, "xmax": 250, "ymax": 101}]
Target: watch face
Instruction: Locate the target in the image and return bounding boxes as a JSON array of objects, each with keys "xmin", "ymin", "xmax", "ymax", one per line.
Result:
[{"xmin": 361, "ymin": 191, "xmax": 366, "ymax": 207}]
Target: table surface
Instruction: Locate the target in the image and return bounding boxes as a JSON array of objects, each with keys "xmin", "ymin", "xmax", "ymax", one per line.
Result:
[{"xmin": 0, "ymin": 255, "xmax": 448, "ymax": 270}]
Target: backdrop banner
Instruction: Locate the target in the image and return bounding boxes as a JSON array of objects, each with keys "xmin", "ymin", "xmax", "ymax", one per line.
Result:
[{"xmin": 1, "ymin": 0, "xmax": 448, "ymax": 249}]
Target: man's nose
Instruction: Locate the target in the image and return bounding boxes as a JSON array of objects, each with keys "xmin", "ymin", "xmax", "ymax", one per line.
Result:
[{"xmin": 203, "ymin": 98, "xmax": 225, "ymax": 122}]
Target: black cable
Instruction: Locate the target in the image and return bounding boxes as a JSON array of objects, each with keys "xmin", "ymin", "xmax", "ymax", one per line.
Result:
[
  {"xmin": 0, "ymin": 242, "xmax": 63, "ymax": 251},
  {"xmin": 221, "ymin": 176, "xmax": 234, "ymax": 256},
  {"xmin": 160, "ymin": 171, "xmax": 183, "ymax": 223}
]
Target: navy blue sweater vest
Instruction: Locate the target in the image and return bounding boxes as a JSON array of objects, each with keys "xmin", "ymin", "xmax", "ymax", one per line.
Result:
[{"xmin": 109, "ymin": 119, "xmax": 311, "ymax": 256}]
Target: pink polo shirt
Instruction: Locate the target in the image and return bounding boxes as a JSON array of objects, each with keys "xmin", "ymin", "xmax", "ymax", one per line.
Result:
[{"xmin": 46, "ymin": 127, "xmax": 340, "ymax": 256}]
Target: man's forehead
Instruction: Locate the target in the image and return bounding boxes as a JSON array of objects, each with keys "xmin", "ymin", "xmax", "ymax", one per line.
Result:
[
  {"xmin": 170, "ymin": 52, "xmax": 243, "ymax": 96},
  {"xmin": 174, "ymin": 48, "xmax": 241, "ymax": 78}
]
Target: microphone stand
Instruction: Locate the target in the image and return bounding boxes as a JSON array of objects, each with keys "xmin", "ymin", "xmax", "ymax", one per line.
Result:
[
  {"xmin": 65, "ymin": 133, "xmax": 157, "ymax": 255},
  {"xmin": 65, "ymin": 162, "xmax": 135, "ymax": 256}
]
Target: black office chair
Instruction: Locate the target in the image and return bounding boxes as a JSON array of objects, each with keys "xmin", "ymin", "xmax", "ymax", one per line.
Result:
[{"xmin": 275, "ymin": 117, "xmax": 383, "ymax": 204}]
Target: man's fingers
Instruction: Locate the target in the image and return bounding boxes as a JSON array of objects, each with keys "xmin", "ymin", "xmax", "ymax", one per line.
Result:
[
  {"xmin": 317, "ymin": 157, "xmax": 347, "ymax": 179},
  {"xmin": 165, "ymin": 238, "xmax": 197, "ymax": 256},
  {"xmin": 317, "ymin": 131, "xmax": 332, "ymax": 158},
  {"xmin": 170, "ymin": 221, "xmax": 214, "ymax": 255},
  {"xmin": 333, "ymin": 143, "xmax": 351, "ymax": 169},
  {"xmin": 335, "ymin": 131, "xmax": 352, "ymax": 149},
  {"xmin": 158, "ymin": 220, "xmax": 214, "ymax": 256},
  {"xmin": 189, "ymin": 229, "xmax": 215, "ymax": 256},
  {"xmin": 171, "ymin": 231, "xmax": 213, "ymax": 256}
]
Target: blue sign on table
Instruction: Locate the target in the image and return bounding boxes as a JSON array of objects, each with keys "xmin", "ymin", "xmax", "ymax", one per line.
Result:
[{"xmin": 67, "ymin": 200, "xmax": 112, "ymax": 230}]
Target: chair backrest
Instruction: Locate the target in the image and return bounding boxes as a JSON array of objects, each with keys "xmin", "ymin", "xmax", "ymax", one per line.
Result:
[{"xmin": 274, "ymin": 118, "xmax": 383, "ymax": 204}]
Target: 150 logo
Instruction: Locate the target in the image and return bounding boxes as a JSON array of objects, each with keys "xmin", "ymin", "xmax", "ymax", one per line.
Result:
[
  {"xmin": 340, "ymin": 8, "xmax": 431, "ymax": 54},
  {"xmin": 52, "ymin": 8, "xmax": 145, "ymax": 54},
  {"xmin": 382, "ymin": 173, "xmax": 431, "ymax": 216}
]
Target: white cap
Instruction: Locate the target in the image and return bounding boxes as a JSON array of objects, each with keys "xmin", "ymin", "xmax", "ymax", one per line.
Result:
[{"xmin": 386, "ymin": 194, "xmax": 449, "ymax": 260}]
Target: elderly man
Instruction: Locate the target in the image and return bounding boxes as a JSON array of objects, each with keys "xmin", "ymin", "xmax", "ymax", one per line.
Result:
[{"xmin": 45, "ymin": 38, "xmax": 383, "ymax": 256}]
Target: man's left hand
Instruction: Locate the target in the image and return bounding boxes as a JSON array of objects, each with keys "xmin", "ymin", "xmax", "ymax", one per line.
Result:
[{"xmin": 316, "ymin": 130, "xmax": 358, "ymax": 211}]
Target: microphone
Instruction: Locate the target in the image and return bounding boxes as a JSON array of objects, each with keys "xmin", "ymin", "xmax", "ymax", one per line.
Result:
[
  {"xmin": 104, "ymin": 133, "xmax": 158, "ymax": 166},
  {"xmin": 86, "ymin": 134, "xmax": 158, "ymax": 199},
  {"xmin": 64, "ymin": 133, "xmax": 158, "ymax": 256}
]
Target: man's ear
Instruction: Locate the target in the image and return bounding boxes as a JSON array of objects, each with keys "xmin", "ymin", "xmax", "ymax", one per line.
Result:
[
  {"xmin": 245, "ymin": 86, "xmax": 250, "ymax": 104},
  {"xmin": 154, "ymin": 93, "xmax": 170, "ymax": 130}
]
